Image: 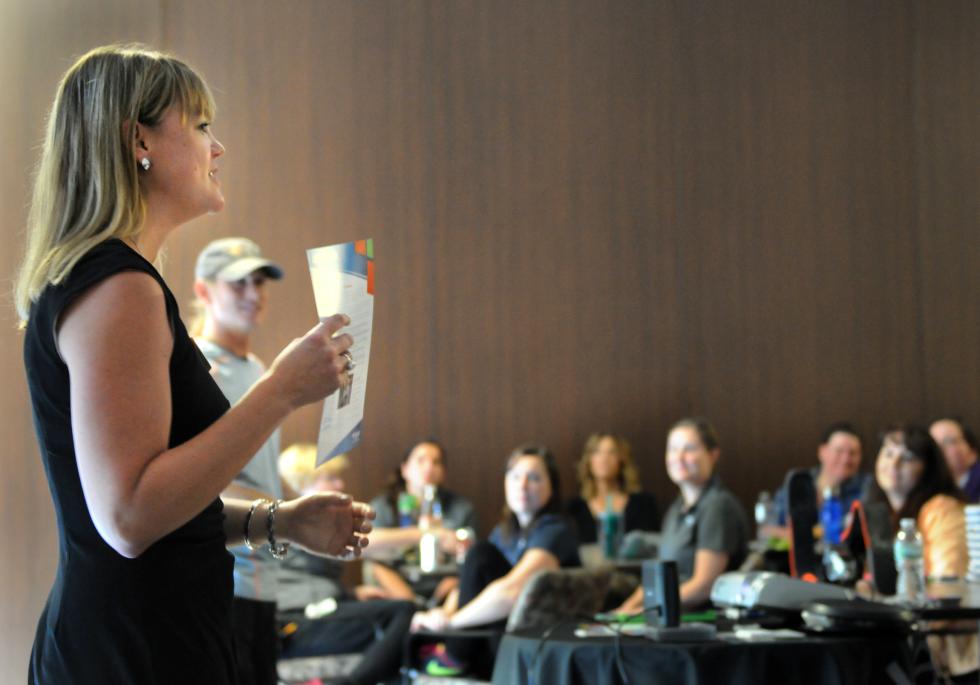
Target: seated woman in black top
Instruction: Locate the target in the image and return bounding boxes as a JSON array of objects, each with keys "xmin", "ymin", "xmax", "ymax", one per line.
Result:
[
  {"xmin": 411, "ymin": 444, "xmax": 580, "ymax": 675},
  {"xmin": 565, "ymin": 433, "xmax": 659, "ymax": 547}
]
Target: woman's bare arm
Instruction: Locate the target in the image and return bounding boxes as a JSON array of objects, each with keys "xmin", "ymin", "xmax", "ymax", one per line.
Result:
[
  {"xmin": 445, "ymin": 548, "xmax": 559, "ymax": 628},
  {"xmin": 366, "ymin": 561, "xmax": 416, "ymax": 600},
  {"xmin": 60, "ymin": 271, "xmax": 351, "ymax": 558},
  {"xmin": 679, "ymin": 549, "xmax": 728, "ymax": 607}
]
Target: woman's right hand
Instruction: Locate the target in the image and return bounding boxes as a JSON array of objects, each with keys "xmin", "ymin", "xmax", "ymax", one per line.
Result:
[
  {"xmin": 278, "ymin": 492, "xmax": 374, "ymax": 558},
  {"xmin": 267, "ymin": 314, "xmax": 353, "ymax": 409}
]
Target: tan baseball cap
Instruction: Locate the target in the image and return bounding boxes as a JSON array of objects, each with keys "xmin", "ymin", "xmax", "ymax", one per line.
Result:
[{"xmin": 195, "ymin": 237, "xmax": 284, "ymax": 281}]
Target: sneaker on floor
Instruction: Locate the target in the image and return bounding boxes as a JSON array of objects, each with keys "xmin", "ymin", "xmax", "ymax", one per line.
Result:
[{"xmin": 422, "ymin": 643, "xmax": 467, "ymax": 677}]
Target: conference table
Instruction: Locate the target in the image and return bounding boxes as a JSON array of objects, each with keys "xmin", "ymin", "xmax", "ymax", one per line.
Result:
[{"xmin": 490, "ymin": 621, "xmax": 921, "ymax": 685}]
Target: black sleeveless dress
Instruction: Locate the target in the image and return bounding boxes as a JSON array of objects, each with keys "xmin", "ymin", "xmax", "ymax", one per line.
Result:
[{"xmin": 24, "ymin": 239, "xmax": 237, "ymax": 683}]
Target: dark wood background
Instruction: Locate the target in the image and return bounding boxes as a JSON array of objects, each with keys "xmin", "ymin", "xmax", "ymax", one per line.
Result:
[{"xmin": 2, "ymin": 1, "xmax": 977, "ymax": 680}]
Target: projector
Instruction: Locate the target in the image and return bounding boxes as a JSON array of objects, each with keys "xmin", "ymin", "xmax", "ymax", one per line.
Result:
[{"xmin": 711, "ymin": 572, "xmax": 855, "ymax": 614}]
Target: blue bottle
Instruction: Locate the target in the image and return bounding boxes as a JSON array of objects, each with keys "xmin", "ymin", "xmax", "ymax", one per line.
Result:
[{"xmin": 820, "ymin": 487, "xmax": 843, "ymax": 545}]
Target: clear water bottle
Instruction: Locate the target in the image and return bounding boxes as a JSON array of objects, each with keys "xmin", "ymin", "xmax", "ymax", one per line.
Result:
[
  {"xmin": 754, "ymin": 491, "xmax": 774, "ymax": 543},
  {"xmin": 894, "ymin": 518, "xmax": 925, "ymax": 602},
  {"xmin": 820, "ymin": 487, "xmax": 843, "ymax": 546},
  {"xmin": 419, "ymin": 484, "xmax": 442, "ymax": 572}
]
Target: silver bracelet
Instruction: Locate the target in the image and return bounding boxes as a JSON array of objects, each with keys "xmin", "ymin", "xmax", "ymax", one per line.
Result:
[
  {"xmin": 267, "ymin": 499, "xmax": 290, "ymax": 560},
  {"xmin": 243, "ymin": 499, "xmax": 265, "ymax": 551}
]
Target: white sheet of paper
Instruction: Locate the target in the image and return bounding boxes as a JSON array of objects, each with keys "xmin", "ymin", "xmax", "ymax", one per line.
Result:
[{"xmin": 307, "ymin": 239, "xmax": 374, "ymax": 465}]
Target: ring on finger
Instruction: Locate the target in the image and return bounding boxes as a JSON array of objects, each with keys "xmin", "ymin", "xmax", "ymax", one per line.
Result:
[{"xmin": 340, "ymin": 350, "xmax": 355, "ymax": 372}]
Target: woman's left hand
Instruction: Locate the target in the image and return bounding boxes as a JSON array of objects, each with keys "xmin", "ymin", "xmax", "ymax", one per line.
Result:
[
  {"xmin": 278, "ymin": 492, "xmax": 374, "ymax": 558},
  {"xmin": 411, "ymin": 607, "xmax": 450, "ymax": 632}
]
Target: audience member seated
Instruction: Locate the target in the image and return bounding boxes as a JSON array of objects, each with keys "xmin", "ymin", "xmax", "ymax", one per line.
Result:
[
  {"xmin": 864, "ymin": 425, "xmax": 975, "ymax": 679},
  {"xmin": 615, "ymin": 417, "xmax": 750, "ymax": 612},
  {"xmin": 565, "ymin": 433, "xmax": 659, "ymax": 550},
  {"xmin": 864, "ymin": 425, "xmax": 967, "ymax": 581},
  {"xmin": 276, "ymin": 444, "xmax": 415, "ymax": 685},
  {"xmin": 366, "ymin": 440, "xmax": 477, "ymax": 603},
  {"xmin": 764, "ymin": 422, "xmax": 870, "ymax": 543},
  {"xmin": 410, "ymin": 444, "xmax": 581, "ymax": 677},
  {"xmin": 930, "ymin": 417, "xmax": 980, "ymax": 503}
]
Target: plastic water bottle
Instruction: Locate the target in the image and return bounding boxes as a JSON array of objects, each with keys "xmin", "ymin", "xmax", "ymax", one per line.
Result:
[
  {"xmin": 419, "ymin": 484, "xmax": 442, "ymax": 572},
  {"xmin": 598, "ymin": 494, "xmax": 623, "ymax": 560},
  {"xmin": 894, "ymin": 518, "xmax": 925, "ymax": 602},
  {"xmin": 820, "ymin": 487, "xmax": 843, "ymax": 546},
  {"xmin": 754, "ymin": 491, "xmax": 774, "ymax": 543}
]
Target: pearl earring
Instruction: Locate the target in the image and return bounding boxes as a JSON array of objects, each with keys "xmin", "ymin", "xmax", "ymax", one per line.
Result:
[{"xmin": 140, "ymin": 157, "xmax": 151, "ymax": 171}]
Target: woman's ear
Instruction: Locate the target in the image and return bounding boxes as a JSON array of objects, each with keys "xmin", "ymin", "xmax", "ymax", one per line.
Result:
[{"xmin": 122, "ymin": 120, "xmax": 149, "ymax": 157}]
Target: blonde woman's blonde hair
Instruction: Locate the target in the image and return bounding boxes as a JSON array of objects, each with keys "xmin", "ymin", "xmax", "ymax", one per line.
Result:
[
  {"xmin": 14, "ymin": 44, "xmax": 215, "ymax": 325},
  {"xmin": 279, "ymin": 442, "xmax": 350, "ymax": 494},
  {"xmin": 576, "ymin": 433, "xmax": 642, "ymax": 500}
]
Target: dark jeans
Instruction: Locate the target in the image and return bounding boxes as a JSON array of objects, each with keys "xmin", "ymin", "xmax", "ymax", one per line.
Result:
[
  {"xmin": 280, "ymin": 598, "xmax": 415, "ymax": 685},
  {"xmin": 231, "ymin": 596, "xmax": 279, "ymax": 685},
  {"xmin": 445, "ymin": 540, "xmax": 512, "ymax": 665}
]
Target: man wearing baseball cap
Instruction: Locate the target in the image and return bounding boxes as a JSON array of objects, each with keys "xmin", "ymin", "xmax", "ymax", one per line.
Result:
[{"xmin": 193, "ymin": 236, "xmax": 291, "ymax": 685}]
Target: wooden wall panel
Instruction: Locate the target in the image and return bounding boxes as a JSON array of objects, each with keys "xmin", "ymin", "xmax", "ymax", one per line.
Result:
[
  {"xmin": 2, "ymin": 1, "xmax": 978, "ymax": 678},
  {"xmin": 156, "ymin": 0, "xmax": 977, "ymax": 535},
  {"xmin": 914, "ymin": 1, "xmax": 980, "ymax": 420}
]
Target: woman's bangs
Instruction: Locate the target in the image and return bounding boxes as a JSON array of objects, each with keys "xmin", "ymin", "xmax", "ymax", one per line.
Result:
[{"xmin": 171, "ymin": 60, "xmax": 216, "ymax": 121}]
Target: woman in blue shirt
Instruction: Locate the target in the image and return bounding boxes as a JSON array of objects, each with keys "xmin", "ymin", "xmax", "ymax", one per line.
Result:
[{"xmin": 411, "ymin": 444, "xmax": 580, "ymax": 674}]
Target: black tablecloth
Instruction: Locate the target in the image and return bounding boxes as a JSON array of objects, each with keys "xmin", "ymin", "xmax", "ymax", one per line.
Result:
[{"xmin": 491, "ymin": 623, "xmax": 917, "ymax": 685}]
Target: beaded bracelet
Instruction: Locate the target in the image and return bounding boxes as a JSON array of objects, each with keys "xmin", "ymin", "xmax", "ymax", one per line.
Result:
[
  {"xmin": 243, "ymin": 498, "xmax": 266, "ymax": 551},
  {"xmin": 267, "ymin": 498, "xmax": 290, "ymax": 560}
]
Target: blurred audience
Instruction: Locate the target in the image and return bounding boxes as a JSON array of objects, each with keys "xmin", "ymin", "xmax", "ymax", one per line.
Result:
[
  {"xmin": 765, "ymin": 422, "xmax": 870, "ymax": 542},
  {"xmin": 930, "ymin": 417, "xmax": 980, "ymax": 503},
  {"xmin": 616, "ymin": 418, "xmax": 749, "ymax": 612},
  {"xmin": 565, "ymin": 433, "xmax": 659, "ymax": 546},
  {"xmin": 276, "ymin": 444, "xmax": 415, "ymax": 685},
  {"xmin": 366, "ymin": 440, "xmax": 477, "ymax": 603},
  {"xmin": 864, "ymin": 425, "xmax": 966, "ymax": 580},
  {"xmin": 411, "ymin": 444, "xmax": 580, "ymax": 676},
  {"xmin": 864, "ymin": 425, "xmax": 974, "ymax": 679}
]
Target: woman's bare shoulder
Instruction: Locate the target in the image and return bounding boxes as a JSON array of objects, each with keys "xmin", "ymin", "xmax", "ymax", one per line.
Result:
[{"xmin": 57, "ymin": 270, "xmax": 170, "ymax": 362}]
